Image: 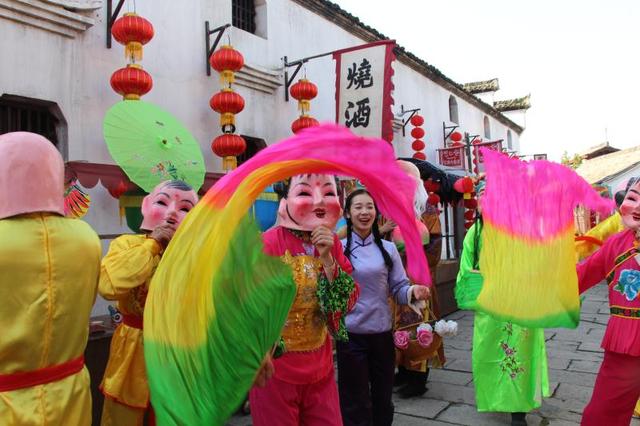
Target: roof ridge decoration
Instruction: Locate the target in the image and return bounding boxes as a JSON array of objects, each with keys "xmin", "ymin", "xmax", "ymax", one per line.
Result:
[
  {"xmin": 463, "ymin": 78, "xmax": 500, "ymax": 94},
  {"xmin": 493, "ymin": 94, "xmax": 531, "ymax": 112}
]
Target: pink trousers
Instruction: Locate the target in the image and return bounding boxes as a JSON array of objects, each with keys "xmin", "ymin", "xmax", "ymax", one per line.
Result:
[
  {"xmin": 249, "ymin": 371, "xmax": 342, "ymax": 426},
  {"xmin": 581, "ymin": 351, "xmax": 640, "ymax": 426}
]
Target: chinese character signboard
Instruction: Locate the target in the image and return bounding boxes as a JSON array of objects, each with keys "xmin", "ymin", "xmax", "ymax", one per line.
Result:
[
  {"xmin": 473, "ymin": 140, "xmax": 503, "ymax": 165},
  {"xmin": 334, "ymin": 40, "xmax": 395, "ymax": 142},
  {"xmin": 437, "ymin": 146, "xmax": 465, "ymax": 169}
]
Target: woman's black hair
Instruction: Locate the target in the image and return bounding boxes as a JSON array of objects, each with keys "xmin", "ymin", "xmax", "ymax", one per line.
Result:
[
  {"xmin": 615, "ymin": 177, "xmax": 640, "ymax": 208},
  {"xmin": 343, "ymin": 188, "xmax": 393, "ymax": 270}
]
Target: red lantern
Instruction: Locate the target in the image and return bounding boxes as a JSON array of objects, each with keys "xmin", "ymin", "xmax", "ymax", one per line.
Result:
[
  {"xmin": 111, "ymin": 12, "xmax": 154, "ymax": 61},
  {"xmin": 427, "ymin": 193, "xmax": 440, "ymax": 206},
  {"xmin": 108, "ymin": 180, "xmax": 129, "ymax": 199},
  {"xmin": 291, "ymin": 115, "xmax": 319, "ymax": 134},
  {"xmin": 464, "ymin": 210, "xmax": 476, "ymax": 221},
  {"xmin": 424, "ymin": 180, "xmax": 440, "ymax": 193},
  {"xmin": 410, "ymin": 114, "xmax": 424, "ymax": 127},
  {"xmin": 411, "ymin": 127, "xmax": 425, "ymax": 139},
  {"xmin": 412, "ymin": 152, "xmax": 426, "ymax": 160},
  {"xmin": 210, "ymin": 45, "xmax": 244, "ymax": 85},
  {"xmin": 464, "ymin": 198, "xmax": 478, "ymax": 209},
  {"xmin": 211, "ymin": 133, "xmax": 246, "ymax": 171},
  {"xmin": 464, "ymin": 220, "xmax": 475, "ymax": 230},
  {"xmin": 450, "ymin": 131, "xmax": 462, "ymax": 143},
  {"xmin": 290, "ymin": 79, "xmax": 318, "ymax": 113},
  {"xmin": 411, "ymin": 140, "xmax": 425, "ymax": 151},
  {"xmin": 110, "ymin": 64, "xmax": 153, "ymax": 100},
  {"xmin": 454, "ymin": 177, "xmax": 474, "ymax": 194},
  {"xmin": 210, "ymin": 88, "xmax": 245, "ymax": 126}
]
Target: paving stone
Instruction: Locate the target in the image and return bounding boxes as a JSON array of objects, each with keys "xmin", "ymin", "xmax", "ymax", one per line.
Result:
[
  {"xmin": 547, "ymin": 356, "xmax": 570, "ymax": 370},
  {"xmin": 576, "ymin": 341, "xmax": 603, "ymax": 353},
  {"xmin": 423, "ymin": 382, "xmax": 477, "ymax": 405},
  {"xmin": 435, "ymin": 402, "xmax": 513, "ymax": 425},
  {"xmin": 567, "ymin": 359, "xmax": 601, "ymax": 374},
  {"xmin": 547, "ymin": 369, "xmax": 598, "ymax": 389},
  {"xmin": 393, "ymin": 397, "xmax": 450, "ymax": 419},
  {"xmin": 393, "ymin": 413, "xmax": 458, "ymax": 425},
  {"xmin": 553, "ymin": 383, "xmax": 593, "ymax": 403},
  {"xmin": 429, "ymin": 368, "xmax": 473, "ymax": 386},
  {"xmin": 444, "ymin": 358, "xmax": 472, "ymax": 373}
]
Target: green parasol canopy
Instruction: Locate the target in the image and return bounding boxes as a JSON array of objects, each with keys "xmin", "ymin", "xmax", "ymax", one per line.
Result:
[{"xmin": 103, "ymin": 100, "xmax": 206, "ymax": 192}]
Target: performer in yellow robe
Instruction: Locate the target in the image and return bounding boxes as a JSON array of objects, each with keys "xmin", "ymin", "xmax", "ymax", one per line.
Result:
[
  {"xmin": 99, "ymin": 180, "xmax": 198, "ymax": 426},
  {"xmin": 0, "ymin": 132, "xmax": 101, "ymax": 425}
]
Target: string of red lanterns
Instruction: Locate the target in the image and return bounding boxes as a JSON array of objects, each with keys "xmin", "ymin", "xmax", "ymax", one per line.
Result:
[
  {"xmin": 110, "ymin": 12, "xmax": 154, "ymax": 100},
  {"xmin": 209, "ymin": 45, "xmax": 247, "ymax": 171},
  {"xmin": 290, "ymin": 78, "xmax": 319, "ymax": 134},
  {"xmin": 454, "ymin": 176, "xmax": 477, "ymax": 229},
  {"xmin": 410, "ymin": 114, "xmax": 426, "ymax": 160}
]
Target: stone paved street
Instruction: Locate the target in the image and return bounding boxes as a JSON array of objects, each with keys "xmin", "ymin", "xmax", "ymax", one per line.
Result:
[{"xmin": 227, "ymin": 283, "xmax": 640, "ymax": 425}]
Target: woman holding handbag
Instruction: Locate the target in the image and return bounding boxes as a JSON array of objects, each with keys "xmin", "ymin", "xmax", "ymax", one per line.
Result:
[
  {"xmin": 338, "ymin": 189, "xmax": 430, "ymax": 426},
  {"xmin": 455, "ymin": 180, "xmax": 550, "ymax": 426}
]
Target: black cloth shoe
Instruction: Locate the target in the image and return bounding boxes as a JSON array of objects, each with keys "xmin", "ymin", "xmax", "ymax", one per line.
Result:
[
  {"xmin": 510, "ymin": 412, "xmax": 527, "ymax": 426},
  {"xmin": 394, "ymin": 366, "xmax": 408, "ymax": 387}
]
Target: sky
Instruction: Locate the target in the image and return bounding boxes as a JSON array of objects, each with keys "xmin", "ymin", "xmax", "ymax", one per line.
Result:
[{"xmin": 332, "ymin": 0, "xmax": 639, "ymax": 161}]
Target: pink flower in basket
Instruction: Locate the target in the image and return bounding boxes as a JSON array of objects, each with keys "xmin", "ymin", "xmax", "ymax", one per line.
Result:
[
  {"xmin": 393, "ymin": 330, "xmax": 410, "ymax": 350},
  {"xmin": 416, "ymin": 329, "xmax": 434, "ymax": 347}
]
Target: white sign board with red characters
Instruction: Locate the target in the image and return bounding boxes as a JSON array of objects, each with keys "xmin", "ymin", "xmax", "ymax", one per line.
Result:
[{"xmin": 334, "ymin": 40, "xmax": 395, "ymax": 142}]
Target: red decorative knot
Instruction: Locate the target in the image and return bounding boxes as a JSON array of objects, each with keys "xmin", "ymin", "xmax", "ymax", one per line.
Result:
[
  {"xmin": 427, "ymin": 193, "xmax": 440, "ymax": 206},
  {"xmin": 211, "ymin": 133, "xmax": 246, "ymax": 158},
  {"xmin": 210, "ymin": 45, "xmax": 244, "ymax": 85},
  {"xmin": 111, "ymin": 13, "xmax": 154, "ymax": 61},
  {"xmin": 411, "ymin": 127, "xmax": 425, "ymax": 139},
  {"xmin": 450, "ymin": 131, "xmax": 462, "ymax": 143},
  {"xmin": 289, "ymin": 79, "xmax": 318, "ymax": 101},
  {"xmin": 110, "ymin": 64, "xmax": 153, "ymax": 100},
  {"xmin": 291, "ymin": 115, "xmax": 320, "ymax": 134},
  {"xmin": 412, "ymin": 140, "xmax": 425, "ymax": 151},
  {"xmin": 412, "ymin": 152, "xmax": 426, "ymax": 161},
  {"xmin": 410, "ymin": 114, "xmax": 424, "ymax": 127}
]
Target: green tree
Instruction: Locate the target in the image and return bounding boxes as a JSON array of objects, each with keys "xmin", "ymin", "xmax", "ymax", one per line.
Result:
[{"xmin": 561, "ymin": 151, "xmax": 583, "ymax": 169}]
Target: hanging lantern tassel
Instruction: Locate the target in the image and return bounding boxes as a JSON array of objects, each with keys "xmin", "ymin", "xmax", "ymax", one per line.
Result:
[
  {"xmin": 222, "ymin": 156, "xmax": 237, "ymax": 171},
  {"xmin": 220, "ymin": 70, "xmax": 235, "ymax": 85},
  {"xmin": 220, "ymin": 113, "xmax": 236, "ymax": 127},
  {"xmin": 126, "ymin": 41, "xmax": 144, "ymax": 62},
  {"xmin": 298, "ymin": 99, "xmax": 311, "ymax": 113}
]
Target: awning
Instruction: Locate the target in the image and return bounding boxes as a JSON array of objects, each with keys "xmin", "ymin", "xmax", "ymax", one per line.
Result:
[{"xmin": 64, "ymin": 161, "xmax": 224, "ymax": 195}]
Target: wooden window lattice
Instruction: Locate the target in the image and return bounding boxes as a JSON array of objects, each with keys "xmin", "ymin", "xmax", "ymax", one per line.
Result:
[
  {"xmin": 232, "ymin": 0, "xmax": 256, "ymax": 34},
  {"xmin": 0, "ymin": 100, "xmax": 59, "ymax": 146}
]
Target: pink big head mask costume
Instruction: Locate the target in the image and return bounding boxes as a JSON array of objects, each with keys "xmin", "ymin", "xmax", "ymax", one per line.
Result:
[
  {"xmin": 275, "ymin": 174, "xmax": 343, "ymax": 231},
  {"xmin": 391, "ymin": 160, "xmax": 429, "ymax": 243},
  {"xmin": 0, "ymin": 132, "xmax": 65, "ymax": 219},
  {"xmin": 619, "ymin": 178, "xmax": 640, "ymax": 234},
  {"xmin": 140, "ymin": 180, "xmax": 198, "ymax": 232}
]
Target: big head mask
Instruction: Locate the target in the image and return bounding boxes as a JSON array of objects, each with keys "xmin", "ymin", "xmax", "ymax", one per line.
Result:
[{"xmin": 140, "ymin": 180, "xmax": 198, "ymax": 232}]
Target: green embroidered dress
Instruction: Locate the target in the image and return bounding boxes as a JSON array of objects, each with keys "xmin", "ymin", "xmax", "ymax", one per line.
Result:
[{"xmin": 456, "ymin": 222, "xmax": 550, "ymax": 412}]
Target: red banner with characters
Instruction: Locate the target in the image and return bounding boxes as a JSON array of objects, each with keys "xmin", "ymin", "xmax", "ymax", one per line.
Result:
[
  {"xmin": 437, "ymin": 146, "xmax": 465, "ymax": 168},
  {"xmin": 473, "ymin": 140, "xmax": 502, "ymax": 164},
  {"xmin": 334, "ymin": 40, "xmax": 396, "ymax": 142}
]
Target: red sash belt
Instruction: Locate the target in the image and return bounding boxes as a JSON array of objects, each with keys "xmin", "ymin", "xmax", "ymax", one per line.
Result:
[
  {"xmin": 0, "ymin": 355, "xmax": 84, "ymax": 392},
  {"xmin": 122, "ymin": 314, "xmax": 143, "ymax": 329}
]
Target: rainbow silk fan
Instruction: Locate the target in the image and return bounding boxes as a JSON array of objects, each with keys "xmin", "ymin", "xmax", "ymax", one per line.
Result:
[
  {"xmin": 476, "ymin": 149, "xmax": 614, "ymax": 329},
  {"xmin": 143, "ymin": 124, "xmax": 431, "ymax": 425}
]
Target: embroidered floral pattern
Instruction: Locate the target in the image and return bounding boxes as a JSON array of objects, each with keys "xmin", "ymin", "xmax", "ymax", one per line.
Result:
[
  {"xmin": 499, "ymin": 322, "xmax": 525, "ymax": 379},
  {"xmin": 614, "ymin": 269, "xmax": 640, "ymax": 301}
]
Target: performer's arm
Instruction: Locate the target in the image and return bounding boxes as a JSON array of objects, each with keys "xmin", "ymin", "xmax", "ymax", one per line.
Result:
[
  {"xmin": 99, "ymin": 236, "xmax": 162, "ymax": 300},
  {"xmin": 576, "ymin": 241, "xmax": 610, "ymax": 294}
]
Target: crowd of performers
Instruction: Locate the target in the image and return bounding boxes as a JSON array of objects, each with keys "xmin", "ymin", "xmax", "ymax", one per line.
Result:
[{"xmin": 2, "ymin": 129, "xmax": 640, "ymax": 426}]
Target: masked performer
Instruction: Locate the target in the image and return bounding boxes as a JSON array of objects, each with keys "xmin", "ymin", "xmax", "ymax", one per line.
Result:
[
  {"xmin": 99, "ymin": 180, "xmax": 198, "ymax": 426},
  {"xmin": 578, "ymin": 177, "xmax": 640, "ymax": 426},
  {"xmin": 455, "ymin": 180, "xmax": 549, "ymax": 426},
  {"xmin": 249, "ymin": 173, "xmax": 359, "ymax": 426},
  {"xmin": 0, "ymin": 132, "xmax": 101, "ymax": 425}
]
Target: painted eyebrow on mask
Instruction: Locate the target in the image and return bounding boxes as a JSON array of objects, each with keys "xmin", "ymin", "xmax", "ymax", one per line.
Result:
[{"xmin": 629, "ymin": 189, "xmax": 640, "ymax": 196}]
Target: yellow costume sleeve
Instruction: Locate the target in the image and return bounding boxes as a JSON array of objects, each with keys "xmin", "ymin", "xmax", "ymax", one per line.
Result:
[
  {"xmin": 99, "ymin": 235, "xmax": 162, "ymax": 300},
  {"xmin": 575, "ymin": 212, "xmax": 624, "ymax": 261}
]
